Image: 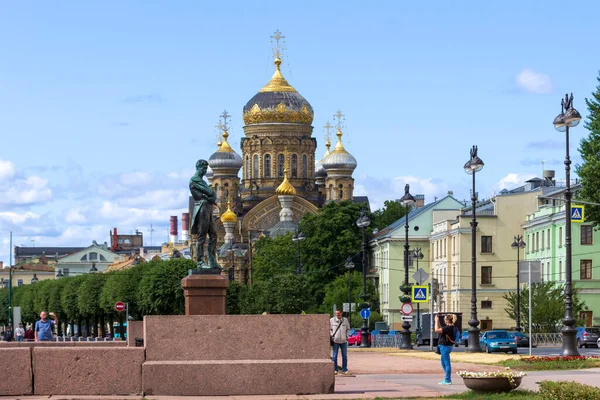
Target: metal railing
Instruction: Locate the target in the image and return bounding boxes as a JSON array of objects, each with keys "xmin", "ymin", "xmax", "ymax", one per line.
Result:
[
  {"xmin": 372, "ymin": 334, "xmax": 406, "ymax": 348},
  {"xmin": 530, "ymin": 333, "xmax": 562, "ymax": 347}
]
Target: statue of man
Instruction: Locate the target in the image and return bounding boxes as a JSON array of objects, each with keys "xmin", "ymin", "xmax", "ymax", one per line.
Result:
[{"xmin": 190, "ymin": 159, "xmax": 221, "ymax": 270}]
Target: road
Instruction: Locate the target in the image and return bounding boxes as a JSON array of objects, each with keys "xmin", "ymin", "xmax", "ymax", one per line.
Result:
[{"xmin": 413, "ymin": 344, "xmax": 600, "ymax": 356}]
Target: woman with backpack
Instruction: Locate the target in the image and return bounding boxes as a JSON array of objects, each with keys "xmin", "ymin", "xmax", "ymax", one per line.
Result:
[{"xmin": 435, "ymin": 314, "xmax": 457, "ymax": 385}]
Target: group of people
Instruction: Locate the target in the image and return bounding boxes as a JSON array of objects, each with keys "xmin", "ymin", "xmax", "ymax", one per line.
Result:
[
  {"xmin": 2, "ymin": 311, "xmax": 59, "ymax": 342},
  {"xmin": 330, "ymin": 308, "xmax": 459, "ymax": 384}
]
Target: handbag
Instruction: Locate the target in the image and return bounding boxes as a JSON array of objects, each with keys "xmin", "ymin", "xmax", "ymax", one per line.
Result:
[{"xmin": 330, "ymin": 318, "xmax": 344, "ymax": 346}]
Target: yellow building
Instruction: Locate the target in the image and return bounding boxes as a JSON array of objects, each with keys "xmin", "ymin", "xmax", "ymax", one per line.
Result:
[
  {"xmin": 0, "ymin": 261, "xmax": 56, "ymax": 288},
  {"xmin": 430, "ymin": 179, "xmax": 556, "ymax": 330}
]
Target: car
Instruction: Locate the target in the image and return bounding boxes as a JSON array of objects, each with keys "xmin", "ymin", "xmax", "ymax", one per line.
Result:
[
  {"xmin": 508, "ymin": 331, "xmax": 531, "ymax": 348},
  {"xmin": 347, "ymin": 330, "xmax": 372, "ymax": 346},
  {"xmin": 459, "ymin": 331, "xmax": 469, "ymax": 347},
  {"xmin": 480, "ymin": 330, "xmax": 517, "ymax": 354},
  {"xmin": 577, "ymin": 327, "xmax": 600, "ymax": 348}
]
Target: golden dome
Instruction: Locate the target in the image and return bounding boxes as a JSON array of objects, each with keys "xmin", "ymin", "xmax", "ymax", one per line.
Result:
[
  {"xmin": 260, "ymin": 58, "xmax": 295, "ymax": 93},
  {"xmin": 220, "ymin": 200, "xmax": 238, "ymax": 223},
  {"xmin": 276, "ymin": 167, "xmax": 297, "ymax": 195}
]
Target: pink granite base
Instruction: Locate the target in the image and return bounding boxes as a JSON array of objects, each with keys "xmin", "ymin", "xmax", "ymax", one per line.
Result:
[
  {"xmin": 142, "ymin": 359, "xmax": 334, "ymax": 396},
  {"xmin": 127, "ymin": 321, "xmax": 144, "ymax": 346},
  {"xmin": 0, "ymin": 348, "xmax": 32, "ymax": 395},
  {"xmin": 33, "ymin": 347, "xmax": 145, "ymax": 395}
]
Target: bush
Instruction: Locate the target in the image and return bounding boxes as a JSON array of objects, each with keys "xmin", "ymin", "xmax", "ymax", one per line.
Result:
[{"xmin": 539, "ymin": 381, "xmax": 600, "ymax": 400}]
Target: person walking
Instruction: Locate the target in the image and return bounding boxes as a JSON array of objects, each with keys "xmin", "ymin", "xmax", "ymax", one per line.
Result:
[
  {"xmin": 330, "ymin": 309, "xmax": 351, "ymax": 375},
  {"xmin": 2, "ymin": 325, "xmax": 13, "ymax": 342},
  {"xmin": 14, "ymin": 323, "xmax": 24, "ymax": 342},
  {"xmin": 35, "ymin": 311, "xmax": 58, "ymax": 342},
  {"xmin": 435, "ymin": 314, "xmax": 457, "ymax": 385},
  {"xmin": 24, "ymin": 325, "xmax": 34, "ymax": 341}
]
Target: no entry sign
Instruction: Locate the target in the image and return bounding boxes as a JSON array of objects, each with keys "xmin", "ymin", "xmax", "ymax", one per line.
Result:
[{"xmin": 115, "ymin": 301, "xmax": 126, "ymax": 312}]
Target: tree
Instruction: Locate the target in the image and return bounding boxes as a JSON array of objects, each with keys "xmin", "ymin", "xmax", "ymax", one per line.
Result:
[
  {"xmin": 136, "ymin": 258, "xmax": 192, "ymax": 315},
  {"xmin": 576, "ymin": 71, "xmax": 600, "ymax": 226},
  {"xmin": 100, "ymin": 262, "xmax": 149, "ymax": 320},
  {"xmin": 226, "ymin": 280, "xmax": 245, "ymax": 315},
  {"xmin": 77, "ymin": 274, "xmax": 106, "ymax": 336},
  {"xmin": 503, "ymin": 282, "xmax": 585, "ymax": 333},
  {"xmin": 0, "ymin": 288, "xmax": 8, "ymax": 325},
  {"xmin": 320, "ymin": 271, "xmax": 378, "ymax": 328},
  {"xmin": 371, "ymin": 200, "xmax": 409, "ymax": 230},
  {"xmin": 61, "ymin": 275, "xmax": 85, "ymax": 330}
]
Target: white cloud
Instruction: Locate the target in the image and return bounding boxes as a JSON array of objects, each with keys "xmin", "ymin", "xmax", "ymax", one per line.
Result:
[
  {"xmin": 65, "ymin": 208, "xmax": 87, "ymax": 224},
  {"xmin": 0, "ymin": 159, "xmax": 16, "ymax": 183},
  {"xmin": 516, "ymin": 68, "xmax": 554, "ymax": 94},
  {"xmin": 495, "ymin": 173, "xmax": 537, "ymax": 191},
  {"xmin": 0, "ymin": 211, "xmax": 40, "ymax": 224}
]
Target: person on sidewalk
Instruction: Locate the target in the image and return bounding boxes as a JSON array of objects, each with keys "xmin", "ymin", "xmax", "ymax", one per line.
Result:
[
  {"xmin": 14, "ymin": 323, "xmax": 25, "ymax": 342},
  {"xmin": 2, "ymin": 325, "xmax": 13, "ymax": 342},
  {"xmin": 330, "ymin": 309, "xmax": 351, "ymax": 375},
  {"xmin": 35, "ymin": 311, "xmax": 58, "ymax": 342},
  {"xmin": 435, "ymin": 314, "xmax": 457, "ymax": 385}
]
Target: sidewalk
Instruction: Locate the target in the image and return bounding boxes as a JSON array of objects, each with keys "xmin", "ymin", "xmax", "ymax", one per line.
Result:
[{"xmin": 3, "ymin": 351, "xmax": 600, "ymax": 399}]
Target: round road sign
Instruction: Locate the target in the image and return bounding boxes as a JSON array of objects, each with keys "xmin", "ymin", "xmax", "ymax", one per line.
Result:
[
  {"xmin": 115, "ymin": 301, "xmax": 126, "ymax": 312},
  {"xmin": 401, "ymin": 302, "xmax": 413, "ymax": 315}
]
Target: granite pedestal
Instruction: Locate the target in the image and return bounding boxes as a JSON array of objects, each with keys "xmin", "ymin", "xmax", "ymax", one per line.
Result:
[
  {"xmin": 0, "ymin": 348, "xmax": 32, "ymax": 395},
  {"xmin": 181, "ymin": 273, "xmax": 228, "ymax": 315}
]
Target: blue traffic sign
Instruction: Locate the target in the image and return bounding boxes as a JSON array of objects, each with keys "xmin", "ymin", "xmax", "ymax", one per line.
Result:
[
  {"xmin": 571, "ymin": 205, "xmax": 585, "ymax": 223},
  {"xmin": 360, "ymin": 308, "xmax": 371, "ymax": 319},
  {"xmin": 411, "ymin": 285, "xmax": 429, "ymax": 303}
]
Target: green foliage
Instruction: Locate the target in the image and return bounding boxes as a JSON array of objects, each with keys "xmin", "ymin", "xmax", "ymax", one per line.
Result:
[
  {"xmin": 61, "ymin": 275, "xmax": 85, "ymax": 322},
  {"xmin": 100, "ymin": 263, "xmax": 148, "ymax": 319},
  {"xmin": 226, "ymin": 280, "xmax": 244, "ymax": 315},
  {"xmin": 538, "ymin": 380, "xmax": 600, "ymax": 400},
  {"xmin": 77, "ymin": 274, "xmax": 106, "ymax": 318},
  {"xmin": 17, "ymin": 284, "xmax": 39, "ymax": 324},
  {"xmin": 442, "ymin": 390, "xmax": 539, "ymax": 399},
  {"xmin": 501, "ymin": 356, "xmax": 600, "ymax": 371},
  {"xmin": 239, "ymin": 273, "xmax": 313, "ymax": 314},
  {"xmin": 0, "ymin": 288, "xmax": 7, "ymax": 325},
  {"xmin": 503, "ymin": 282, "xmax": 585, "ymax": 333},
  {"xmin": 136, "ymin": 258, "xmax": 192, "ymax": 316},
  {"xmin": 371, "ymin": 200, "xmax": 408, "ymax": 230},
  {"xmin": 576, "ymin": 71, "xmax": 600, "ymax": 226},
  {"xmin": 252, "ymin": 233, "xmax": 297, "ymax": 281}
]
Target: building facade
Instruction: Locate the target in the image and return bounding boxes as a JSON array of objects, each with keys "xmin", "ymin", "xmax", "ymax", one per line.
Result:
[{"xmin": 55, "ymin": 242, "xmax": 119, "ymax": 277}]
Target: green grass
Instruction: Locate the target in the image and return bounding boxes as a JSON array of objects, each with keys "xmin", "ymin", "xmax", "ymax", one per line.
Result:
[
  {"xmin": 501, "ymin": 357, "xmax": 600, "ymax": 371},
  {"xmin": 441, "ymin": 390, "xmax": 540, "ymax": 399}
]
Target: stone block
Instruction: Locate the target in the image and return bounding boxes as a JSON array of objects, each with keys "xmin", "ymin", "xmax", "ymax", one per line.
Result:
[
  {"xmin": 144, "ymin": 314, "xmax": 330, "ymax": 361},
  {"xmin": 0, "ymin": 348, "xmax": 32, "ymax": 395},
  {"xmin": 181, "ymin": 274, "xmax": 228, "ymax": 315},
  {"xmin": 33, "ymin": 347, "xmax": 144, "ymax": 395},
  {"xmin": 127, "ymin": 321, "xmax": 144, "ymax": 346},
  {"xmin": 142, "ymin": 359, "xmax": 334, "ymax": 396}
]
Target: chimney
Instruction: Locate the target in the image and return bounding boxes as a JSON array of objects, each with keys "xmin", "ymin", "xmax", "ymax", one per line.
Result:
[
  {"xmin": 181, "ymin": 213, "xmax": 190, "ymax": 241},
  {"xmin": 543, "ymin": 170, "xmax": 556, "ymax": 186},
  {"xmin": 414, "ymin": 194, "xmax": 425, "ymax": 208},
  {"xmin": 170, "ymin": 216, "xmax": 178, "ymax": 244},
  {"xmin": 111, "ymin": 228, "xmax": 118, "ymax": 251}
]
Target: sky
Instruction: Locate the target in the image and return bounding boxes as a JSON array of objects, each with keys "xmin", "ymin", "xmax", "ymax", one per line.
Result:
[{"xmin": 1, "ymin": 1, "xmax": 599, "ymax": 264}]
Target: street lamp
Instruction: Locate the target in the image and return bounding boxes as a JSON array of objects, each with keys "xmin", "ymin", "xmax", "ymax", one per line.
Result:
[
  {"xmin": 89, "ymin": 263, "xmax": 98, "ymax": 273},
  {"xmin": 355, "ymin": 209, "xmax": 371, "ymax": 348},
  {"xmin": 553, "ymin": 93, "xmax": 581, "ymax": 357},
  {"xmin": 464, "ymin": 145, "xmax": 484, "ymax": 353},
  {"xmin": 56, "ymin": 269, "xmax": 64, "ymax": 278},
  {"xmin": 291, "ymin": 227, "xmax": 306, "ymax": 274},
  {"xmin": 345, "ymin": 258, "xmax": 355, "ymax": 328},
  {"xmin": 227, "ymin": 238, "xmax": 239, "ymax": 281},
  {"xmin": 31, "ymin": 274, "xmax": 39, "ymax": 284},
  {"xmin": 399, "ymin": 185, "xmax": 415, "ymax": 349},
  {"xmin": 511, "ymin": 235, "xmax": 526, "ymax": 332},
  {"xmin": 412, "ymin": 247, "xmax": 424, "ymax": 336}
]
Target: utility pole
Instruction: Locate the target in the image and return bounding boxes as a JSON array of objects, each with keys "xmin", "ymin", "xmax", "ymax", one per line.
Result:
[{"xmin": 8, "ymin": 232, "xmax": 13, "ymax": 327}]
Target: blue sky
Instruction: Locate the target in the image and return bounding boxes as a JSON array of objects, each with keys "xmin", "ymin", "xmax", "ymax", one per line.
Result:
[{"xmin": 1, "ymin": 1, "xmax": 599, "ymax": 264}]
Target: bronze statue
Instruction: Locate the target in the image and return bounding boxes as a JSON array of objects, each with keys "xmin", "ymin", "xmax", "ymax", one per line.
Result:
[{"xmin": 190, "ymin": 159, "xmax": 221, "ymax": 271}]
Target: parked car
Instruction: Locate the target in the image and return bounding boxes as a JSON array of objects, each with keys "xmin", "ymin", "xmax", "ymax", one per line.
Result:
[
  {"xmin": 459, "ymin": 331, "xmax": 469, "ymax": 347},
  {"xmin": 347, "ymin": 330, "xmax": 372, "ymax": 346},
  {"xmin": 508, "ymin": 332, "xmax": 531, "ymax": 348},
  {"xmin": 480, "ymin": 330, "xmax": 517, "ymax": 354},
  {"xmin": 577, "ymin": 327, "xmax": 600, "ymax": 348}
]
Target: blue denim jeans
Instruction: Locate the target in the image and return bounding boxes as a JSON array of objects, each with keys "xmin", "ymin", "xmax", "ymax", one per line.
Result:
[
  {"xmin": 332, "ymin": 342, "xmax": 348, "ymax": 372},
  {"xmin": 439, "ymin": 345, "xmax": 453, "ymax": 382}
]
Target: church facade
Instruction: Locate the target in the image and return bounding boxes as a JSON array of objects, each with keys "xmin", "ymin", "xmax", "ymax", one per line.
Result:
[{"xmin": 196, "ymin": 32, "xmax": 361, "ymax": 283}]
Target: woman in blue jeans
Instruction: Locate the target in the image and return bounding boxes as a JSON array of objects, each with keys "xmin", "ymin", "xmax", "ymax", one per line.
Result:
[{"xmin": 435, "ymin": 314, "xmax": 456, "ymax": 385}]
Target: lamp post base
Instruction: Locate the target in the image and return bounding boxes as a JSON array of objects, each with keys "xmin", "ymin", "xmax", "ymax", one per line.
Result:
[
  {"xmin": 400, "ymin": 330, "xmax": 412, "ymax": 349},
  {"xmin": 561, "ymin": 325, "xmax": 580, "ymax": 357},
  {"xmin": 360, "ymin": 318, "xmax": 370, "ymax": 348},
  {"xmin": 465, "ymin": 328, "xmax": 483, "ymax": 353}
]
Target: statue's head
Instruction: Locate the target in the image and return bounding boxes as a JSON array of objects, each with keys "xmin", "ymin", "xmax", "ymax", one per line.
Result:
[{"xmin": 196, "ymin": 159, "xmax": 209, "ymax": 174}]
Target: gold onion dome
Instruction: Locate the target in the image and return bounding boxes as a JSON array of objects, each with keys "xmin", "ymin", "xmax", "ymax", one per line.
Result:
[
  {"xmin": 220, "ymin": 200, "xmax": 238, "ymax": 223},
  {"xmin": 276, "ymin": 167, "xmax": 297, "ymax": 195},
  {"xmin": 243, "ymin": 57, "xmax": 314, "ymax": 125},
  {"xmin": 322, "ymin": 129, "xmax": 357, "ymax": 171},
  {"xmin": 208, "ymin": 130, "xmax": 243, "ymax": 170}
]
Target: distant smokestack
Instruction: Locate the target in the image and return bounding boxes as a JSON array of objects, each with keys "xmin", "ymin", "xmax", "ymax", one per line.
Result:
[
  {"xmin": 111, "ymin": 227, "xmax": 118, "ymax": 251},
  {"xmin": 181, "ymin": 213, "xmax": 190, "ymax": 241},
  {"xmin": 170, "ymin": 216, "xmax": 178, "ymax": 243}
]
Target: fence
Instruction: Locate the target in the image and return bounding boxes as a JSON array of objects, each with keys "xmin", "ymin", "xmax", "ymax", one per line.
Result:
[
  {"xmin": 372, "ymin": 334, "xmax": 406, "ymax": 348},
  {"xmin": 530, "ymin": 333, "xmax": 562, "ymax": 347}
]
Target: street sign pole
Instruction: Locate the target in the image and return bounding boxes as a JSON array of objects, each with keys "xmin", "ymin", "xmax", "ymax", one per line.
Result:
[
  {"xmin": 528, "ymin": 262, "xmax": 532, "ymax": 357},
  {"xmin": 126, "ymin": 303, "xmax": 129, "ymax": 343},
  {"xmin": 429, "ymin": 282, "xmax": 433, "ymax": 351}
]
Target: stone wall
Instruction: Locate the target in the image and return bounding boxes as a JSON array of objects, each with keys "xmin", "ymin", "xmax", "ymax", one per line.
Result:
[{"xmin": 0, "ymin": 348, "xmax": 32, "ymax": 395}]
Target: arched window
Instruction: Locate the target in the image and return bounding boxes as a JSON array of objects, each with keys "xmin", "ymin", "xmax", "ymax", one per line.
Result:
[
  {"xmin": 253, "ymin": 155, "xmax": 259, "ymax": 179},
  {"xmin": 224, "ymin": 183, "xmax": 229, "ymax": 198},
  {"xmin": 338, "ymin": 184, "xmax": 344, "ymax": 200},
  {"xmin": 100, "ymin": 255, "xmax": 107, "ymax": 261},
  {"xmin": 291, "ymin": 154, "xmax": 298, "ymax": 178},
  {"xmin": 329, "ymin": 184, "xmax": 334, "ymax": 200},
  {"xmin": 302, "ymin": 155, "xmax": 307, "ymax": 178},
  {"xmin": 80, "ymin": 255, "xmax": 87, "ymax": 261},
  {"xmin": 245, "ymin": 156, "xmax": 250, "ymax": 179},
  {"xmin": 264, "ymin": 154, "xmax": 271, "ymax": 178},
  {"xmin": 278, "ymin": 154, "xmax": 284, "ymax": 177},
  {"xmin": 89, "ymin": 252, "xmax": 98, "ymax": 261}
]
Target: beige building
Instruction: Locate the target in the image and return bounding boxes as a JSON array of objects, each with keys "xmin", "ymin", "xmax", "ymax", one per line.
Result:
[
  {"xmin": 430, "ymin": 178, "xmax": 557, "ymax": 330},
  {"xmin": 0, "ymin": 262, "xmax": 55, "ymax": 288}
]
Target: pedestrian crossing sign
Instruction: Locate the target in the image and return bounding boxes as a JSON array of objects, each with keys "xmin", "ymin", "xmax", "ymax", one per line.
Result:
[
  {"xmin": 571, "ymin": 205, "xmax": 584, "ymax": 223},
  {"xmin": 411, "ymin": 285, "xmax": 429, "ymax": 303}
]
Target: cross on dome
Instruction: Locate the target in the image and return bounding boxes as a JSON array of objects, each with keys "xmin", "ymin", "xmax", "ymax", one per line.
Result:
[
  {"xmin": 333, "ymin": 109, "xmax": 345, "ymax": 130},
  {"xmin": 270, "ymin": 29, "xmax": 286, "ymax": 59}
]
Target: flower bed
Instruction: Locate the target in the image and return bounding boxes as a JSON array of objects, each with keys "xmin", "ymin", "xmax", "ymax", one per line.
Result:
[
  {"xmin": 502, "ymin": 355, "xmax": 600, "ymax": 371},
  {"xmin": 457, "ymin": 368, "xmax": 526, "ymax": 393}
]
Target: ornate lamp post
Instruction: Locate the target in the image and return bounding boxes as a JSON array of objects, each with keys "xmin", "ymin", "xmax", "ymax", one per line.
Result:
[
  {"xmin": 464, "ymin": 145, "xmax": 484, "ymax": 353},
  {"xmin": 31, "ymin": 273, "xmax": 39, "ymax": 284},
  {"xmin": 399, "ymin": 184, "xmax": 416, "ymax": 349},
  {"xmin": 345, "ymin": 258, "xmax": 355, "ymax": 327},
  {"xmin": 412, "ymin": 247, "xmax": 424, "ymax": 336},
  {"xmin": 356, "ymin": 209, "xmax": 371, "ymax": 348},
  {"xmin": 553, "ymin": 93, "xmax": 582, "ymax": 356},
  {"xmin": 227, "ymin": 238, "xmax": 239, "ymax": 281},
  {"xmin": 511, "ymin": 235, "xmax": 526, "ymax": 332},
  {"xmin": 89, "ymin": 263, "xmax": 98, "ymax": 273},
  {"xmin": 291, "ymin": 227, "xmax": 306, "ymax": 274},
  {"xmin": 56, "ymin": 269, "xmax": 64, "ymax": 278}
]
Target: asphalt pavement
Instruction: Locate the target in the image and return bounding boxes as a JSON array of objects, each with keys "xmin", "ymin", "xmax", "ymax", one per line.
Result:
[{"xmin": 412, "ymin": 343, "xmax": 600, "ymax": 356}]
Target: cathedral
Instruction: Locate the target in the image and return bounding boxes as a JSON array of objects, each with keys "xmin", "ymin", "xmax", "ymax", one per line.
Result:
[{"xmin": 196, "ymin": 31, "xmax": 365, "ymax": 283}]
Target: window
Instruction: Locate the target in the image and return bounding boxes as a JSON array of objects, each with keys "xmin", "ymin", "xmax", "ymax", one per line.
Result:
[
  {"xmin": 264, "ymin": 154, "xmax": 271, "ymax": 178},
  {"xmin": 581, "ymin": 225, "xmax": 593, "ymax": 245},
  {"xmin": 547, "ymin": 262, "xmax": 550, "ymax": 281},
  {"xmin": 481, "ymin": 236, "xmax": 492, "ymax": 253},
  {"xmin": 245, "ymin": 156, "xmax": 250, "ymax": 179},
  {"xmin": 481, "ymin": 300, "xmax": 492, "ymax": 309},
  {"xmin": 89, "ymin": 252, "xmax": 98, "ymax": 260},
  {"xmin": 481, "ymin": 320, "xmax": 493, "ymax": 330},
  {"xmin": 63, "ymin": 268, "xmax": 70, "ymax": 277},
  {"xmin": 124, "ymin": 239, "xmax": 130, "ymax": 244},
  {"xmin": 338, "ymin": 184, "xmax": 343, "ymax": 200},
  {"xmin": 559, "ymin": 261, "xmax": 562, "ymax": 281},
  {"xmin": 302, "ymin": 155, "xmax": 307, "ymax": 178},
  {"xmin": 291, "ymin": 154, "xmax": 297, "ymax": 178},
  {"xmin": 527, "ymin": 235, "xmax": 530, "ymax": 253},
  {"xmin": 253, "ymin": 155, "xmax": 259, "ymax": 179},
  {"xmin": 80, "ymin": 255, "xmax": 87, "ymax": 261},
  {"xmin": 547, "ymin": 229, "xmax": 551, "ymax": 249},
  {"xmin": 559, "ymin": 227, "xmax": 563, "ymax": 246},
  {"xmin": 541, "ymin": 231, "xmax": 544, "ymax": 249},
  {"xmin": 100, "ymin": 255, "xmax": 107, "ymax": 261},
  {"xmin": 17, "ymin": 279, "xmax": 24, "ymax": 287},
  {"xmin": 278, "ymin": 154, "xmax": 284, "ymax": 177},
  {"xmin": 536, "ymin": 232, "xmax": 539, "ymax": 251},
  {"xmin": 481, "ymin": 266, "xmax": 492, "ymax": 285},
  {"xmin": 452, "ymin": 237, "xmax": 455, "ymax": 254},
  {"xmin": 581, "ymin": 260, "xmax": 592, "ymax": 280}
]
